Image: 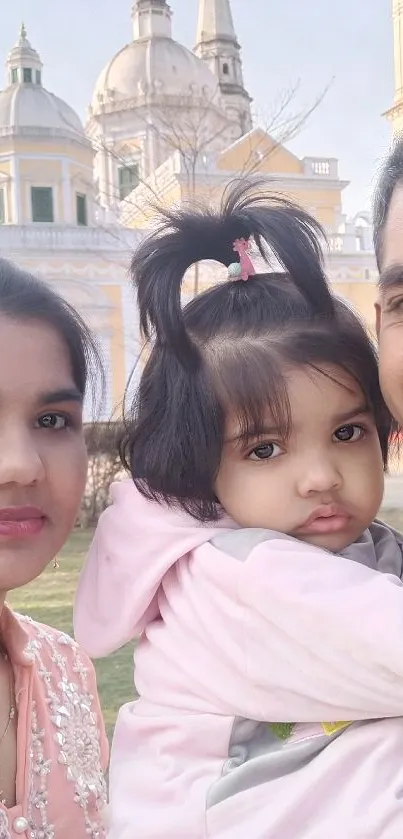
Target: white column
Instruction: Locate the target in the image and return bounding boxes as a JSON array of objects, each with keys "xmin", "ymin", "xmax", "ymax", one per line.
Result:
[
  {"xmin": 61, "ymin": 159, "xmax": 71, "ymax": 223},
  {"xmin": 107, "ymin": 144, "xmax": 115, "ymax": 206},
  {"xmin": 82, "ymin": 329, "xmax": 113, "ymax": 423},
  {"xmin": 98, "ymin": 145, "xmax": 110, "ymax": 209},
  {"xmin": 9, "ymin": 156, "xmax": 21, "ymax": 223},
  {"xmin": 99, "ymin": 332, "xmax": 113, "ymax": 421},
  {"xmin": 394, "ymin": 0, "xmax": 403, "ymax": 103},
  {"xmin": 121, "ymin": 281, "xmax": 142, "ymax": 389}
]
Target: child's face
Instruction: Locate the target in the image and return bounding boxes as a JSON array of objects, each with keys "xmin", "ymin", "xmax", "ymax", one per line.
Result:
[
  {"xmin": 215, "ymin": 365, "xmax": 384, "ymax": 552},
  {"xmin": 0, "ymin": 315, "xmax": 87, "ymax": 596}
]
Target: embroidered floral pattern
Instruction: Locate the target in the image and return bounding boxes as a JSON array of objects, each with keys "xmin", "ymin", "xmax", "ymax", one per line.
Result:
[
  {"xmin": 18, "ymin": 616, "xmax": 107, "ymax": 839},
  {"xmin": 54, "ymin": 680, "xmax": 101, "ymax": 789},
  {"xmin": 28, "ymin": 702, "xmax": 54, "ymax": 839},
  {"xmin": 0, "ymin": 811, "xmax": 10, "ymax": 839}
]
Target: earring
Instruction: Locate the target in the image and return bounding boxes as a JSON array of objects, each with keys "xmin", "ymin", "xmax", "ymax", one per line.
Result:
[{"xmin": 53, "ymin": 558, "xmax": 59, "ymax": 570}]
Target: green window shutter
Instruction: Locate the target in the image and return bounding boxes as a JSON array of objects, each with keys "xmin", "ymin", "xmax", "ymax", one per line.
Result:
[{"xmin": 31, "ymin": 187, "xmax": 54, "ymax": 223}]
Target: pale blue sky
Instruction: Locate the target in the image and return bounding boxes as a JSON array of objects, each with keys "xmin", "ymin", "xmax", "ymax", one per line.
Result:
[{"xmin": 0, "ymin": 0, "xmax": 393, "ymax": 215}]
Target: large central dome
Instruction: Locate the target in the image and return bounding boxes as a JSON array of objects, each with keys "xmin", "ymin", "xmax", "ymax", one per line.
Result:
[{"xmin": 91, "ymin": 0, "xmax": 219, "ymax": 114}]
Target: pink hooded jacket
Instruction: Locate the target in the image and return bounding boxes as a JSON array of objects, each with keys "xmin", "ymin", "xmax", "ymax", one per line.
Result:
[{"xmin": 74, "ymin": 480, "xmax": 403, "ymax": 839}]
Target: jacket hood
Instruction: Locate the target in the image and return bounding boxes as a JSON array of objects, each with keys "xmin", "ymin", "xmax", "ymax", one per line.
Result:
[{"xmin": 74, "ymin": 480, "xmax": 234, "ymax": 657}]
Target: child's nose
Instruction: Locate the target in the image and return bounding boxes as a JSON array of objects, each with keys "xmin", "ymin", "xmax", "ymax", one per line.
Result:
[{"xmin": 296, "ymin": 457, "xmax": 342, "ymax": 497}]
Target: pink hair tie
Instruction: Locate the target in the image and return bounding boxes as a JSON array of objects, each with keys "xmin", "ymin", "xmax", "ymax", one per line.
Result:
[{"xmin": 228, "ymin": 238, "xmax": 256, "ymax": 282}]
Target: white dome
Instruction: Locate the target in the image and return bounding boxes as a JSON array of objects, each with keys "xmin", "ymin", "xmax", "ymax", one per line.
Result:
[
  {"xmin": 0, "ymin": 85, "xmax": 84, "ymax": 137},
  {"xmin": 0, "ymin": 25, "xmax": 85, "ymax": 141},
  {"xmin": 92, "ymin": 37, "xmax": 218, "ymax": 113}
]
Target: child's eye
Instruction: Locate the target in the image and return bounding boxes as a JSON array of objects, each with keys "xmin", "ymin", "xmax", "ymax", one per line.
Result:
[
  {"xmin": 333, "ymin": 424, "xmax": 364, "ymax": 443},
  {"xmin": 36, "ymin": 413, "xmax": 70, "ymax": 431},
  {"xmin": 248, "ymin": 442, "xmax": 282, "ymax": 461}
]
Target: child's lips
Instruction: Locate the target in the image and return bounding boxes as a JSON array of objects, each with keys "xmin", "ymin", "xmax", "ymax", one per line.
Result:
[{"xmin": 297, "ymin": 504, "xmax": 351, "ymax": 535}]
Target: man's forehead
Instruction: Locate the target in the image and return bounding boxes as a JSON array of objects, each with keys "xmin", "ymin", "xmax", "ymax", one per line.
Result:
[
  {"xmin": 379, "ymin": 263, "xmax": 403, "ymax": 291},
  {"xmin": 380, "ymin": 183, "xmax": 403, "ymax": 274}
]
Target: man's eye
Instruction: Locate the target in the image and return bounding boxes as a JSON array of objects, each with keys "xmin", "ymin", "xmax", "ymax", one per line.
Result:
[{"xmin": 387, "ymin": 297, "xmax": 403, "ymax": 312}]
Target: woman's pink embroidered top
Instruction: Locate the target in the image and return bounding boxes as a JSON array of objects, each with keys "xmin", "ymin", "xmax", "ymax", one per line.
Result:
[{"xmin": 0, "ymin": 605, "xmax": 108, "ymax": 839}]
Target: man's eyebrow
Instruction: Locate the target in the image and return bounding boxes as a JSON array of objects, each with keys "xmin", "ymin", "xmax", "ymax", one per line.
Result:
[
  {"xmin": 379, "ymin": 264, "xmax": 403, "ymax": 290},
  {"xmin": 38, "ymin": 387, "xmax": 83, "ymax": 404}
]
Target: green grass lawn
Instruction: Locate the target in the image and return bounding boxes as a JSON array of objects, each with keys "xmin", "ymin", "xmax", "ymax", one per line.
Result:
[
  {"xmin": 9, "ymin": 529, "xmax": 135, "ymax": 740},
  {"xmin": 8, "ymin": 508, "xmax": 403, "ymax": 741}
]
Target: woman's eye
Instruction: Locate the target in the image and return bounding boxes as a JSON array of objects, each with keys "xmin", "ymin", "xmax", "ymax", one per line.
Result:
[
  {"xmin": 248, "ymin": 442, "xmax": 282, "ymax": 461},
  {"xmin": 333, "ymin": 424, "xmax": 364, "ymax": 443},
  {"xmin": 36, "ymin": 413, "xmax": 68, "ymax": 431}
]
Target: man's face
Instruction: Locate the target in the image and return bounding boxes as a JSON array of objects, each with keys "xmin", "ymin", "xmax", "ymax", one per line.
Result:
[{"xmin": 376, "ymin": 183, "xmax": 403, "ymax": 425}]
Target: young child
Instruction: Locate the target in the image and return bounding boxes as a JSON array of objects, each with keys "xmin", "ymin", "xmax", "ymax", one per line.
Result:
[{"xmin": 75, "ymin": 184, "xmax": 403, "ymax": 839}]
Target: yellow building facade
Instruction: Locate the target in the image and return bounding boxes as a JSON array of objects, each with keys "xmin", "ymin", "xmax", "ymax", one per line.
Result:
[{"xmin": 120, "ymin": 134, "xmax": 378, "ymax": 330}]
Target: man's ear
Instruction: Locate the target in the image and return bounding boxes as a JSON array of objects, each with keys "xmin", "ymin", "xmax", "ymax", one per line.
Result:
[{"xmin": 375, "ymin": 301, "xmax": 381, "ymax": 339}]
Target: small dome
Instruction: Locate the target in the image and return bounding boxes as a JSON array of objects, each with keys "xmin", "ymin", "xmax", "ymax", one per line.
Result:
[
  {"xmin": 92, "ymin": 38, "xmax": 218, "ymax": 113},
  {"xmin": 0, "ymin": 25, "xmax": 85, "ymax": 140},
  {"xmin": 0, "ymin": 86, "xmax": 84, "ymax": 136}
]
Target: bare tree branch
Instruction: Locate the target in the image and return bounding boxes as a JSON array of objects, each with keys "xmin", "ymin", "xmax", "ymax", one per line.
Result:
[
  {"xmin": 238, "ymin": 79, "xmax": 333, "ymax": 176},
  {"xmin": 85, "ymin": 78, "xmax": 332, "ymax": 294}
]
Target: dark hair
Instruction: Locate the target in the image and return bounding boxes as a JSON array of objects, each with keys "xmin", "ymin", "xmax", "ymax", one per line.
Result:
[
  {"xmin": 373, "ymin": 136, "xmax": 403, "ymax": 270},
  {"xmin": 121, "ymin": 182, "xmax": 392, "ymax": 521},
  {"xmin": 0, "ymin": 258, "xmax": 102, "ymax": 405}
]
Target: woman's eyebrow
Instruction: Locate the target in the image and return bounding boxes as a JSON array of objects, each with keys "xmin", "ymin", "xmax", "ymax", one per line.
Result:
[{"xmin": 38, "ymin": 387, "xmax": 83, "ymax": 404}]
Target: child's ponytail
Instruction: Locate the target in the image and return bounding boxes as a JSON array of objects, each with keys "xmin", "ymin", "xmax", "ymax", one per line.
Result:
[{"xmin": 130, "ymin": 181, "xmax": 334, "ymax": 368}]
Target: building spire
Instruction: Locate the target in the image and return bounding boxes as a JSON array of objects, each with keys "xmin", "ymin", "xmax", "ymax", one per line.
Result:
[
  {"xmin": 6, "ymin": 24, "xmax": 43, "ymax": 87},
  {"xmin": 196, "ymin": 0, "xmax": 236, "ymax": 44},
  {"xmin": 194, "ymin": 0, "xmax": 252, "ymax": 139}
]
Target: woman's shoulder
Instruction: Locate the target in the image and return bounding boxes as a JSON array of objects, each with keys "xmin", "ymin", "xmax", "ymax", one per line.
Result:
[
  {"xmin": 16, "ymin": 611, "xmax": 85, "ymax": 647},
  {"xmin": 12, "ymin": 611, "xmax": 96, "ymax": 682},
  {"xmin": 11, "ymin": 610, "xmax": 109, "ymax": 770}
]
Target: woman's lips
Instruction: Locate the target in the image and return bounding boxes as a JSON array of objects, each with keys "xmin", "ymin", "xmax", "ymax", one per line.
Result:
[{"xmin": 0, "ymin": 507, "xmax": 45, "ymax": 539}]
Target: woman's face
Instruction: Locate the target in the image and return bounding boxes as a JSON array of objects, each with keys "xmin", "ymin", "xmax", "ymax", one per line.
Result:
[{"xmin": 0, "ymin": 315, "xmax": 88, "ymax": 596}]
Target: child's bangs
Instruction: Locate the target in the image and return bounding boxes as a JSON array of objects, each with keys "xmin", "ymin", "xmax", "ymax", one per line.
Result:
[{"xmin": 209, "ymin": 341, "xmax": 291, "ymax": 445}]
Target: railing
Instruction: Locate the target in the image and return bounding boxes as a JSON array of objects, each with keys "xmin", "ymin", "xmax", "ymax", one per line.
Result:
[
  {"xmin": 303, "ymin": 157, "xmax": 339, "ymax": 179},
  {"xmin": 0, "ymin": 223, "xmax": 373, "ymax": 259},
  {"xmin": 0, "ymin": 126, "xmax": 89, "ymax": 145},
  {"xmin": 0, "ymin": 224, "xmax": 142, "ymax": 252},
  {"xmin": 328, "ymin": 226, "xmax": 374, "ymax": 254},
  {"xmin": 328, "ymin": 235, "xmax": 344, "ymax": 252}
]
